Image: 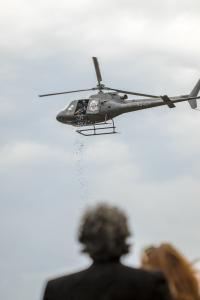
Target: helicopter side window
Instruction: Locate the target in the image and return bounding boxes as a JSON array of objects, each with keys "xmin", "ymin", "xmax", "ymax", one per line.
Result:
[{"xmin": 88, "ymin": 99, "xmax": 99, "ymax": 112}]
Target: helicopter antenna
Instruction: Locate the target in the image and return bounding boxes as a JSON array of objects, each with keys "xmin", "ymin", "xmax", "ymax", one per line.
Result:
[{"xmin": 92, "ymin": 57, "xmax": 103, "ymax": 90}]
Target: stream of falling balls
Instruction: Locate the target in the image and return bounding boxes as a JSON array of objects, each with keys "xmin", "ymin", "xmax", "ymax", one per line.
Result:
[{"xmin": 74, "ymin": 137, "xmax": 89, "ymax": 202}]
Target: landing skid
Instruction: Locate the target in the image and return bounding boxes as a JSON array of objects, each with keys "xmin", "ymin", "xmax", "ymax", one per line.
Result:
[{"xmin": 76, "ymin": 119, "xmax": 117, "ymax": 136}]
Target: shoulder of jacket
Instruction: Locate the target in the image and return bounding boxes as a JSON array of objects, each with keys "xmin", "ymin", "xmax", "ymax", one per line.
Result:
[{"xmin": 46, "ymin": 268, "xmax": 91, "ymax": 288}]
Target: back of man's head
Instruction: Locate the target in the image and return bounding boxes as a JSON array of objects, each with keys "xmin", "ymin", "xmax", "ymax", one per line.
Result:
[{"xmin": 78, "ymin": 203, "xmax": 131, "ymax": 262}]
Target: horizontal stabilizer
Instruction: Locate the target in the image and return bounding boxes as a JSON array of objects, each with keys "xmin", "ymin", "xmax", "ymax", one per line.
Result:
[{"xmin": 161, "ymin": 95, "xmax": 176, "ymax": 108}]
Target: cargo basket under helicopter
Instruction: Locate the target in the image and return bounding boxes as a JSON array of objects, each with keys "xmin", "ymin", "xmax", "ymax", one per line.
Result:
[{"xmin": 76, "ymin": 119, "xmax": 117, "ymax": 136}]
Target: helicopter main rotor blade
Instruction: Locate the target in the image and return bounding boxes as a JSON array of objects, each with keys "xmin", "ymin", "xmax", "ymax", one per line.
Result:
[
  {"xmin": 92, "ymin": 57, "xmax": 102, "ymax": 86},
  {"xmin": 39, "ymin": 88, "xmax": 97, "ymax": 97},
  {"xmin": 104, "ymin": 87, "xmax": 160, "ymax": 98}
]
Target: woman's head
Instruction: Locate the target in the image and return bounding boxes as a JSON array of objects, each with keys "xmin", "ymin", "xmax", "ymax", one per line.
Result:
[{"xmin": 141, "ymin": 243, "xmax": 199, "ymax": 300}]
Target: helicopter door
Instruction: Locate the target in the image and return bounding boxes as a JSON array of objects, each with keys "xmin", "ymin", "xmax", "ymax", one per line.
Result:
[
  {"xmin": 87, "ymin": 99, "xmax": 100, "ymax": 114},
  {"xmin": 74, "ymin": 100, "xmax": 89, "ymax": 115}
]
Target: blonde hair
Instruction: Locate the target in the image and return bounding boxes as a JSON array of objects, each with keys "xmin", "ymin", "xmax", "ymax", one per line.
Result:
[{"xmin": 141, "ymin": 243, "xmax": 200, "ymax": 300}]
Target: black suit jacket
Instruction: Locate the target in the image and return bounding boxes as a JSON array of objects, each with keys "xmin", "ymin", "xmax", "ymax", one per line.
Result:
[{"xmin": 43, "ymin": 261, "xmax": 171, "ymax": 300}]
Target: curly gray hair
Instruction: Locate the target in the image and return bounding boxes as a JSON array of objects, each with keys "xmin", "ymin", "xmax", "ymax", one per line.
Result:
[{"xmin": 78, "ymin": 203, "xmax": 131, "ymax": 262}]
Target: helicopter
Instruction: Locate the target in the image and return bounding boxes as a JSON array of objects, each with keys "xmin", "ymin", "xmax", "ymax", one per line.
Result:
[{"xmin": 39, "ymin": 57, "xmax": 200, "ymax": 136}]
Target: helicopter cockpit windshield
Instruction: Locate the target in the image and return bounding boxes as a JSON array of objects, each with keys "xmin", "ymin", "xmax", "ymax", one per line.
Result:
[
  {"xmin": 65, "ymin": 99, "xmax": 89, "ymax": 115},
  {"xmin": 67, "ymin": 102, "xmax": 75, "ymax": 112}
]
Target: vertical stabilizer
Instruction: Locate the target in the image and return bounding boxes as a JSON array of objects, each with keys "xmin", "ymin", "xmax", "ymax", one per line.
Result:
[{"xmin": 189, "ymin": 79, "xmax": 200, "ymax": 109}]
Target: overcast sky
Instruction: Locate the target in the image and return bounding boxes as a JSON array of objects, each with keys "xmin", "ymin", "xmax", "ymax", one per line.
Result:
[{"xmin": 1, "ymin": 0, "xmax": 200, "ymax": 299}]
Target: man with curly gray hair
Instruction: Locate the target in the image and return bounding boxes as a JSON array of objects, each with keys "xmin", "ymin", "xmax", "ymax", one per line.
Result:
[
  {"xmin": 43, "ymin": 203, "xmax": 171, "ymax": 300},
  {"xmin": 78, "ymin": 203, "xmax": 130, "ymax": 262}
]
